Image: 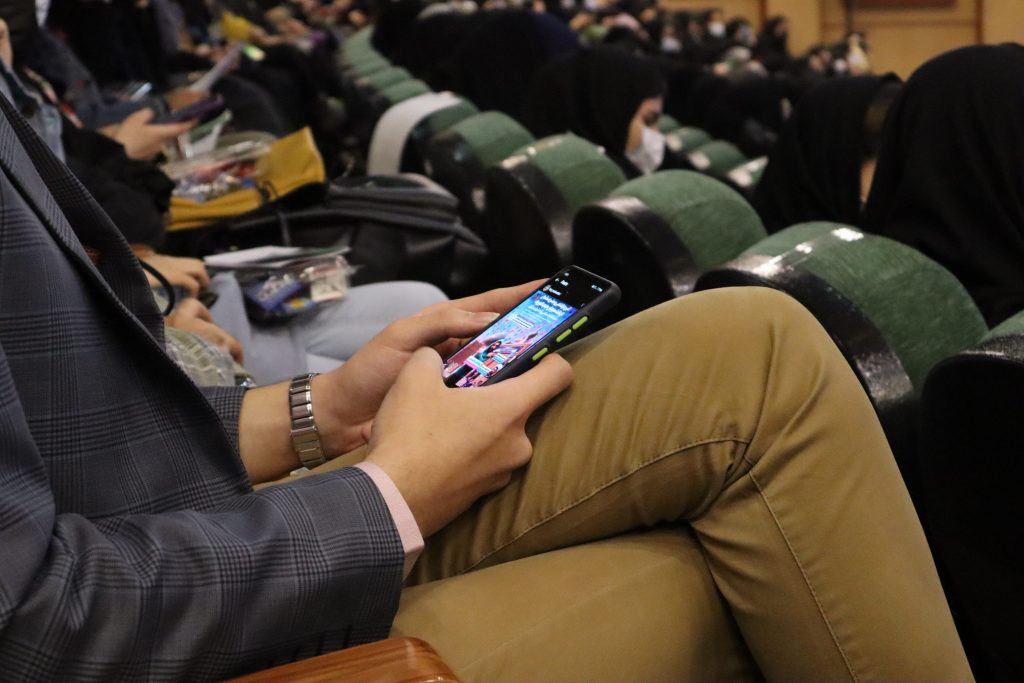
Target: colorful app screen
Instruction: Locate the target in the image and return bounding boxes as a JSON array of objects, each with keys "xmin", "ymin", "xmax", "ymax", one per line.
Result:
[{"xmin": 442, "ymin": 290, "xmax": 577, "ymax": 388}]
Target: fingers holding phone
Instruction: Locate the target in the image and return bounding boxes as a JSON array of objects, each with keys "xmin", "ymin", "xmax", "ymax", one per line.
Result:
[
  {"xmin": 364, "ymin": 347, "xmax": 573, "ymax": 538},
  {"xmin": 442, "ymin": 266, "xmax": 620, "ymax": 388},
  {"xmin": 106, "ymin": 108, "xmax": 196, "ymax": 160},
  {"xmin": 313, "ymin": 268, "xmax": 617, "ymax": 459}
]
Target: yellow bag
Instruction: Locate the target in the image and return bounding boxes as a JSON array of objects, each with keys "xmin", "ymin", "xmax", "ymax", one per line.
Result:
[
  {"xmin": 221, "ymin": 12, "xmax": 257, "ymax": 43},
  {"xmin": 168, "ymin": 128, "xmax": 326, "ymax": 232}
]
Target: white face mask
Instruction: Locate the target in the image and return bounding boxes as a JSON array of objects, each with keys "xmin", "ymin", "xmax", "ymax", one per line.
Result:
[
  {"xmin": 707, "ymin": 21, "xmax": 725, "ymax": 38},
  {"xmin": 36, "ymin": 0, "xmax": 51, "ymax": 26},
  {"xmin": 583, "ymin": 0, "xmax": 600, "ymax": 12},
  {"xmin": 661, "ymin": 35, "xmax": 681, "ymax": 54},
  {"xmin": 626, "ymin": 126, "xmax": 665, "ymax": 175}
]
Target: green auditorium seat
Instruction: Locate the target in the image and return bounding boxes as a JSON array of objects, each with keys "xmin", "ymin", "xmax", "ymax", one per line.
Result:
[
  {"xmin": 483, "ymin": 134, "xmax": 627, "ymax": 282},
  {"xmin": 405, "ymin": 99, "xmax": 480, "ymax": 172},
  {"xmin": 425, "ymin": 111, "xmax": 536, "ymax": 230},
  {"xmin": 347, "ymin": 26, "xmax": 374, "ymax": 44},
  {"xmin": 368, "ymin": 94, "xmax": 480, "ymax": 175},
  {"xmin": 374, "ymin": 79, "xmax": 431, "ymax": 108},
  {"xmin": 656, "ymin": 114, "xmax": 682, "ymax": 133},
  {"xmin": 345, "ymin": 54, "xmax": 391, "ymax": 78},
  {"xmin": 342, "ymin": 26, "xmax": 374, "ymax": 56},
  {"xmin": 686, "ymin": 140, "xmax": 748, "ymax": 181},
  {"xmin": 357, "ymin": 66, "xmax": 413, "ymax": 96},
  {"xmin": 340, "ymin": 39, "xmax": 383, "ymax": 71},
  {"xmin": 725, "ymin": 157, "xmax": 768, "ymax": 199},
  {"xmin": 347, "ymin": 68, "xmax": 415, "ymax": 143},
  {"xmin": 343, "ymin": 43, "xmax": 379, "ymax": 61},
  {"xmin": 695, "ymin": 222, "xmax": 987, "ymax": 479},
  {"xmin": 573, "ymin": 170, "xmax": 766, "ymax": 323},
  {"xmin": 919, "ymin": 313, "xmax": 1024, "ymax": 682},
  {"xmin": 665, "ymin": 126, "xmax": 712, "ymax": 154}
]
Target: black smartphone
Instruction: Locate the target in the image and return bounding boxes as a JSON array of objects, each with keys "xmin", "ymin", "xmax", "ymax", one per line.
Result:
[
  {"xmin": 442, "ymin": 266, "xmax": 620, "ymax": 388},
  {"xmin": 155, "ymin": 95, "xmax": 226, "ymax": 124}
]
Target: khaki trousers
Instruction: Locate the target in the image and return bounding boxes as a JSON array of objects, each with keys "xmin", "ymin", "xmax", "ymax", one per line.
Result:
[{"xmin": 315, "ymin": 287, "xmax": 972, "ymax": 682}]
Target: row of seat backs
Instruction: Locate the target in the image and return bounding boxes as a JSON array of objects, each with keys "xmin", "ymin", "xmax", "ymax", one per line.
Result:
[
  {"xmin": 342, "ymin": 37, "xmax": 984, "ymax": 470},
  {"xmin": 340, "ymin": 32, "xmax": 766, "ymax": 220},
  {"xmin": 343, "ymin": 25, "xmax": 992, "ymax": 502},
  {"xmin": 345, "ymin": 28, "xmax": 1018, "ymax": 680},
  {"xmin": 340, "ymin": 32, "xmax": 988, "ymax": 468}
]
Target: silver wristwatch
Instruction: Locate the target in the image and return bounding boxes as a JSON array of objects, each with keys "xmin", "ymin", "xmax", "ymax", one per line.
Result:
[{"xmin": 289, "ymin": 373, "xmax": 326, "ymax": 468}]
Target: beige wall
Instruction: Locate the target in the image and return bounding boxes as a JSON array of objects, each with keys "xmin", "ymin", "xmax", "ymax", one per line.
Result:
[
  {"xmin": 822, "ymin": 0, "xmax": 979, "ymax": 78},
  {"xmin": 765, "ymin": 0, "xmax": 820, "ymax": 55},
  {"xmin": 983, "ymin": 0, "xmax": 1024, "ymax": 45},
  {"xmin": 662, "ymin": 0, "xmax": 764, "ymax": 24},
  {"xmin": 657, "ymin": 0, "xmax": 1021, "ymax": 78}
]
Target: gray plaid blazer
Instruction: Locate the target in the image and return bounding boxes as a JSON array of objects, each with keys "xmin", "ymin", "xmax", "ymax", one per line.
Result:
[{"xmin": 0, "ymin": 96, "xmax": 403, "ymax": 680}]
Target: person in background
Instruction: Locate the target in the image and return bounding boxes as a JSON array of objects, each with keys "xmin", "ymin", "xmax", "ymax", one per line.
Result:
[
  {"xmin": 863, "ymin": 44, "xmax": 1024, "ymax": 326},
  {"xmin": 526, "ymin": 46, "xmax": 666, "ymax": 177},
  {"xmin": 754, "ymin": 73, "xmax": 901, "ymax": 233},
  {"xmin": 756, "ymin": 14, "xmax": 790, "ymax": 72},
  {"xmin": 0, "ymin": 8, "xmax": 448, "ymax": 385}
]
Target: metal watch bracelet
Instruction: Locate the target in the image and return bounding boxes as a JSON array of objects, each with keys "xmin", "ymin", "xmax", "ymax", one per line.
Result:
[{"xmin": 289, "ymin": 373, "xmax": 326, "ymax": 469}]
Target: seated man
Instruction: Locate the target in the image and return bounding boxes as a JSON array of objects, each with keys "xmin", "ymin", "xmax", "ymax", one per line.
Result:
[{"xmin": 0, "ymin": 93, "xmax": 972, "ymax": 682}]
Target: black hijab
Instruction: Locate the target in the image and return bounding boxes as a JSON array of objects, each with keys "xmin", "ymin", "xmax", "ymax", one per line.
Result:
[
  {"xmin": 703, "ymin": 75, "xmax": 798, "ymax": 157},
  {"xmin": 525, "ymin": 46, "xmax": 665, "ymax": 171},
  {"xmin": 863, "ymin": 44, "xmax": 1024, "ymax": 326},
  {"xmin": 755, "ymin": 16, "xmax": 789, "ymax": 71},
  {"xmin": 370, "ymin": 0, "xmax": 426, "ymax": 59},
  {"xmin": 657, "ymin": 59, "xmax": 703, "ymax": 124},
  {"xmin": 679, "ymin": 73, "xmax": 729, "ymax": 128},
  {"xmin": 754, "ymin": 73, "xmax": 900, "ymax": 233},
  {"xmin": 390, "ymin": 12, "xmax": 483, "ymax": 88},
  {"xmin": 437, "ymin": 10, "xmax": 578, "ymax": 122}
]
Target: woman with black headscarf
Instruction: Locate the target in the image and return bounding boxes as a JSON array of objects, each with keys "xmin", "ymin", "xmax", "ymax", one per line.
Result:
[
  {"xmin": 755, "ymin": 15, "xmax": 790, "ymax": 72},
  {"xmin": 862, "ymin": 45, "xmax": 1024, "ymax": 326},
  {"xmin": 437, "ymin": 10, "xmax": 578, "ymax": 122},
  {"xmin": 754, "ymin": 73, "xmax": 901, "ymax": 233},
  {"xmin": 702, "ymin": 75, "xmax": 800, "ymax": 158},
  {"xmin": 525, "ymin": 45, "xmax": 667, "ymax": 177}
]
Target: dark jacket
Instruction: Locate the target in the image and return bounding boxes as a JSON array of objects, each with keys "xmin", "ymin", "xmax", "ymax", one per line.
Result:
[{"xmin": 0, "ymin": 93, "xmax": 403, "ymax": 680}]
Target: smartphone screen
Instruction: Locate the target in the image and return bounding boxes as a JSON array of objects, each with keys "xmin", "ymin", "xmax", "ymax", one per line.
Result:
[{"xmin": 442, "ymin": 267, "xmax": 613, "ymax": 388}]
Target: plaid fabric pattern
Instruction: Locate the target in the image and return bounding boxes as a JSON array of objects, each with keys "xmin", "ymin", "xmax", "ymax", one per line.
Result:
[{"xmin": 0, "ymin": 95, "xmax": 403, "ymax": 681}]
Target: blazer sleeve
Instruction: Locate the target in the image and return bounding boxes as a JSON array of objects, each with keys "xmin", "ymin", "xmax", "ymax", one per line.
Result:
[
  {"xmin": 199, "ymin": 384, "xmax": 248, "ymax": 455},
  {"xmin": 0, "ymin": 342, "xmax": 405, "ymax": 682}
]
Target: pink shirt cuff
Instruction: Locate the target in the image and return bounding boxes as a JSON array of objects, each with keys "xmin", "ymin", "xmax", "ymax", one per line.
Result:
[{"xmin": 353, "ymin": 462, "xmax": 424, "ymax": 578}]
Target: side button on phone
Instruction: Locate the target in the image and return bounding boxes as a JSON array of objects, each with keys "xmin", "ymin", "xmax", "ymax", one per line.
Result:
[
  {"xmin": 532, "ymin": 347, "xmax": 550, "ymax": 362},
  {"xmin": 572, "ymin": 316, "xmax": 589, "ymax": 331},
  {"xmin": 556, "ymin": 329, "xmax": 572, "ymax": 343}
]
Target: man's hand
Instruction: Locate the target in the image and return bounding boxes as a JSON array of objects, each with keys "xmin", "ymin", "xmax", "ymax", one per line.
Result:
[
  {"xmin": 103, "ymin": 109, "xmax": 195, "ymax": 160},
  {"xmin": 311, "ymin": 280, "xmax": 545, "ymax": 455},
  {"xmin": 234, "ymin": 280, "xmax": 564, "ymax": 486},
  {"xmin": 166, "ymin": 298, "xmax": 244, "ymax": 364},
  {"xmin": 140, "ymin": 252, "xmax": 211, "ymax": 297},
  {"xmin": 0, "ymin": 19, "xmax": 13, "ymax": 68},
  {"xmin": 364, "ymin": 347, "xmax": 572, "ymax": 537}
]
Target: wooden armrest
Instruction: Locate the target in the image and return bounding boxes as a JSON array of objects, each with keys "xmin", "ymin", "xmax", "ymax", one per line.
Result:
[{"xmin": 226, "ymin": 637, "xmax": 461, "ymax": 683}]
